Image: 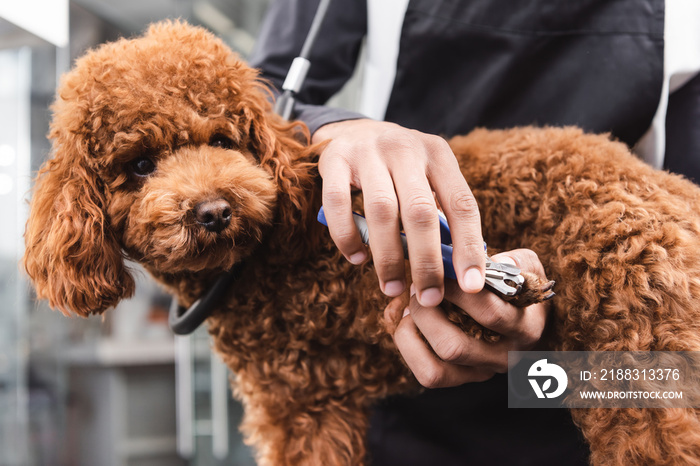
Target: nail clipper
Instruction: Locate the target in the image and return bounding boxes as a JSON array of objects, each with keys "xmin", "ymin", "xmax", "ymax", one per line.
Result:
[{"xmin": 317, "ymin": 207, "xmax": 524, "ymax": 296}]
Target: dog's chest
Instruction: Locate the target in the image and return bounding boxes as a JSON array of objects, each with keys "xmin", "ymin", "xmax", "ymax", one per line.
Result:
[{"xmin": 209, "ymin": 246, "xmax": 389, "ymax": 356}]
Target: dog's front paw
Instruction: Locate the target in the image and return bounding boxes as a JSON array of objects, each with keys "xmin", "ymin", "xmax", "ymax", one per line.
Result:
[
  {"xmin": 500, "ymin": 272, "xmax": 555, "ymax": 308},
  {"xmin": 441, "ymin": 273, "xmax": 554, "ymax": 343}
]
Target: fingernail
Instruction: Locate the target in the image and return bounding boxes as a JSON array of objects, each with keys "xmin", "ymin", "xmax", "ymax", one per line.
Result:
[
  {"xmin": 463, "ymin": 267, "xmax": 484, "ymax": 293},
  {"xmin": 409, "ymin": 283, "xmax": 416, "ymax": 296},
  {"xmin": 384, "ymin": 280, "xmax": 405, "ymax": 297},
  {"xmin": 402, "ymin": 308, "xmax": 410, "ymax": 318},
  {"xmin": 348, "ymin": 251, "xmax": 367, "ymax": 264},
  {"xmin": 418, "ymin": 287, "xmax": 442, "ymax": 307}
]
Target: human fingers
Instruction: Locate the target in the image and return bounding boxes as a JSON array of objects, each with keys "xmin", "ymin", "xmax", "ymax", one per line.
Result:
[
  {"xmin": 406, "ymin": 293, "xmax": 511, "ymax": 371},
  {"xmin": 318, "ymin": 142, "xmax": 368, "ymax": 265},
  {"xmin": 358, "ymin": 159, "xmax": 408, "ymax": 296},
  {"xmin": 393, "ymin": 309, "xmax": 496, "ymax": 388},
  {"xmin": 315, "ymin": 120, "xmax": 470, "ymax": 305},
  {"xmin": 390, "ymin": 151, "xmax": 444, "ymax": 306},
  {"xmin": 443, "ymin": 251, "xmax": 548, "ymax": 343},
  {"xmin": 427, "ymin": 145, "xmax": 485, "ymax": 293},
  {"xmin": 492, "ymin": 249, "xmax": 548, "ymax": 281},
  {"xmin": 383, "ymin": 295, "xmax": 409, "ymax": 335}
]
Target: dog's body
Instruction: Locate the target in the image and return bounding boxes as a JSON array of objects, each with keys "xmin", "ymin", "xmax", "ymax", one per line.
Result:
[{"xmin": 24, "ymin": 22, "xmax": 700, "ymax": 465}]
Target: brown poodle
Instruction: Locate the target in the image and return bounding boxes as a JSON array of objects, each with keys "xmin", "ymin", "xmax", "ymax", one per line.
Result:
[{"xmin": 24, "ymin": 21, "xmax": 700, "ymax": 465}]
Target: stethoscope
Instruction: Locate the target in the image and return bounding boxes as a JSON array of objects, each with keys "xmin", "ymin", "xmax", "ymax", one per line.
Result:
[{"xmin": 168, "ymin": 0, "xmax": 333, "ymax": 335}]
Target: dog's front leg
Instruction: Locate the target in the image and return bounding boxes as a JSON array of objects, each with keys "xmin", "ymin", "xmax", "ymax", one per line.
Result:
[{"xmin": 235, "ymin": 375, "xmax": 371, "ymax": 466}]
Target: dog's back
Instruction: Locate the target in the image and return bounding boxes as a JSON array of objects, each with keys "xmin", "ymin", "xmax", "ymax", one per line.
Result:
[{"xmin": 450, "ymin": 127, "xmax": 700, "ymax": 464}]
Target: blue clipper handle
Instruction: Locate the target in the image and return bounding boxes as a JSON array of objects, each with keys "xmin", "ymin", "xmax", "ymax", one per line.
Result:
[
  {"xmin": 441, "ymin": 243, "xmax": 457, "ymax": 280},
  {"xmin": 318, "ymin": 206, "xmax": 457, "ymax": 280}
]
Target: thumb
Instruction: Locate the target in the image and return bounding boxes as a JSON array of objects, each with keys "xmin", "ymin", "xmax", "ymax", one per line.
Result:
[{"xmin": 383, "ymin": 295, "xmax": 409, "ymax": 334}]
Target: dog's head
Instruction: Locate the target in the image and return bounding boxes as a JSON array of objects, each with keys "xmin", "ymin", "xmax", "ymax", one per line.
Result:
[{"xmin": 24, "ymin": 21, "xmax": 314, "ymax": 317}]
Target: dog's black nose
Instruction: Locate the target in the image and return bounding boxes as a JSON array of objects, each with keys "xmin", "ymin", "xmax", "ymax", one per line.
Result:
[{"xmin": 195, "ymin": 199, "xmax": 232, "ymax": 233}]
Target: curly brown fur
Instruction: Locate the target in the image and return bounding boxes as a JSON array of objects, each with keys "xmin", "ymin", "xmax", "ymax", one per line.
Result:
[
  {"xmin": 23, "ymin": 21, "xmax": 700, "ymax": 465},
  {"xmin": 451, "ymin": 128, "xmax": 700, "ymax": 465}
]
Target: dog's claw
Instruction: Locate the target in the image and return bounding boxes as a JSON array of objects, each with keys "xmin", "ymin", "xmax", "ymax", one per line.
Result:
[
  {"xmin": 543, "ymin": 291, "xmax": 556, "ymax": 301},
  {"xmin": 542, "ymin": 280, "xmax": 556, "ymax": 292}
]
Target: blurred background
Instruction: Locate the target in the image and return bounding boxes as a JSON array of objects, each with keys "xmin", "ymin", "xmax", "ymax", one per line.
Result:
[{"xmin": 0, "ymin": 1, "xmax": 359, "ymax": 465}]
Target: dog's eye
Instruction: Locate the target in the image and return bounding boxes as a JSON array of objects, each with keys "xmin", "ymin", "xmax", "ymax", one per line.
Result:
[
  {"xmin": 131, "ymin": 157, "xmax": 156, "ymax": 177},
  {"xmin": 209, "ymin": 134, "xmax": 235, "ymax": 150}
]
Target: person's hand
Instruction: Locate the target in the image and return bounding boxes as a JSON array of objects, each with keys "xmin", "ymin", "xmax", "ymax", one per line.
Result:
[
  {"xmin": 384, "ymin": 249, "xmax": 550, "ymax": 388},
  {"xmin": 313, "ymin": 119, "xmax": 485, "ymax": 308}
]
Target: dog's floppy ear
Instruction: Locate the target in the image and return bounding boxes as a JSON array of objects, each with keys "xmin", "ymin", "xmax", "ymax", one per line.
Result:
[
  {"xmin": 244, "ymin": 84, "xmax": 319, "ymax": 228},
  {"xmin": 258, "ymin": 117, "xmax": 320, "ymax": 228},
  {"xmin": 23, "ymin": 128, "xmax": 134, "ymax": 317}
]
